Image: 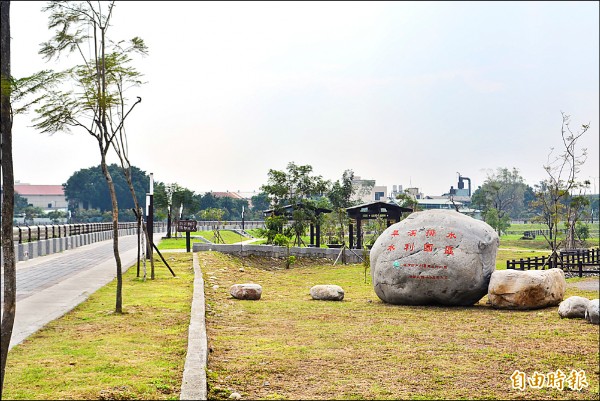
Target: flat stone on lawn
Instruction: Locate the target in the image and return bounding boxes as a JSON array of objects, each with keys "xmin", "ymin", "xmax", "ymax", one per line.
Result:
[
  {"xmin": 488, "ymin": 268, "xmax": 566, "ymax": 310},
  {"xmin": 230, "ymin": 283, "xmax": 262, "ymax": 300},
  {"xmin": 310, "ymin": 284, "xmax": 344, "ymax": 301}
]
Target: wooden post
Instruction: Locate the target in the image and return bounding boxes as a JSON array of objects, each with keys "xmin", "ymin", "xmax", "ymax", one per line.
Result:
[{"xmin": 186, "ymin": 231, "xmax": 191, "ymax": 253}]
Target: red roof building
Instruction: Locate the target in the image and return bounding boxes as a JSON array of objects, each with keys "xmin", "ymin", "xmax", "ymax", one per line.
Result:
[{"xmin": 14, "ymin": 184, "xmax": 68, "ymax": 211}]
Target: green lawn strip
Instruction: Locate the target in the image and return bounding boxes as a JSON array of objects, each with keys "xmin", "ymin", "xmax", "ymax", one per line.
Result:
[
  {"xmin": 158, "ymin": 230, "xmax": 250, "ymax": 249},
  {"xmin": 495, "ymin": 248, "xmax": 552, "ymax": 270},
  {"xmin": 3, "ymin": 254, "xmax": 195, "ymax": 400},
  {"xmin": 198, "ymin": 230, "xmax": 248, "ymax": 244},
  {"xmin": 201, "ymin": 252, "xmax": 599, "ymax": 400}
]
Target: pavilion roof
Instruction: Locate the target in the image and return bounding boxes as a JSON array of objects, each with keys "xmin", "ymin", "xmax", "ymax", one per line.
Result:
[{"xmin": 345, "ymin": 201, "xmax": 412, "ymax": 219}]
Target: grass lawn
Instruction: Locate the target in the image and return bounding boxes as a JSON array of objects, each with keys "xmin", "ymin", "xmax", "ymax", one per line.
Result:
[
  {"xmin": 201, "ymin": 252, "xmax": 599, "ymax": 400},
  {"xmin": 2, "ymin": 248, "xmax": 598, "ymax": 400},
  {"xmin": 158, "ymin": 230, "xmax": 250, "ymax": 249},
  {"xmin": 2, "ymin": 253, "xmax": 195, "ymax": 400}
]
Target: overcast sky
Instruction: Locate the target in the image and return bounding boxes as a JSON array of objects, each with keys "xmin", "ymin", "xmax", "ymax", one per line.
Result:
[{"xmin": 8, "ymin": 1, "xmax": 600, "ymax": 197}]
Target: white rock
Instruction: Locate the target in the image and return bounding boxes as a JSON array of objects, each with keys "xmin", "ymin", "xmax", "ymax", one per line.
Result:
[
  {"xmin": 230, "ymin": 283, "xmax": 262, "ymax": 300},
  {"xmin": 370, "ymin": 209, "xmax": 498, "ymax": 306},
  {"xmin": 488, "ymin": 268, "xmax": 566, "ymax": 310},
  {"xmin": 228, "ymin": 392, "xmax": 242, "ymax": 400},
  {"xmin": 585, "ymin": 299, "xmax": 599, "ymax": 325},
  {"xmin": 558, "ymin": 296, "xmax": 590, "ymax": 319},
  {"xmin": 310, "ymin": 285, "xmax": 344, "ymax": 301}
]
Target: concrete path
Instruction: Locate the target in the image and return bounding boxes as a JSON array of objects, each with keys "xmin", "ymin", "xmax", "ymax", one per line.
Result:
[
  {"xmin": 1, "ymin": 233, "xmax": 162, "ymax": 350},
  {"xmin": 566, "ymin": 278, "xmax": 600, "ymax": 293},
  {"xmin": 234, "ymin": 238, "xmax": 262, "ymax": 245}
]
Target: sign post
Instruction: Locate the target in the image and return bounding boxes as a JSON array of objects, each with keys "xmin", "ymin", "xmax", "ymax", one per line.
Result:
[{"xmin": 177, "ymin": 219, "xmax": 197, "ymax": 252}]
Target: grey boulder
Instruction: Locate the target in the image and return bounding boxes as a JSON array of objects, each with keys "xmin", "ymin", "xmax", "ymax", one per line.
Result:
[
  {"xmin": 370, "ymin": 209, "xmax": 498, "ymax": 306},
  {"xmin": 585, "ymin": 299, "xmax": 599, "ymax": 325},
  {"xmin": 558, "ymin": 296, "xmax": 590, "ymax": 319}
]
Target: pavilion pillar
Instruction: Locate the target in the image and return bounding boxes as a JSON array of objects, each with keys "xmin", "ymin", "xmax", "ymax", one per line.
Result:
[
  {"xmin": 349, "ymin": 223, "xmax": 354, "ymax": 249},
  {"xmin": 356, "ymin": 215, "xmax": 362, "ymax": 250},
  {"xmin": 315, "ymin": 224, "xmax": 321, "ymax": 248}
]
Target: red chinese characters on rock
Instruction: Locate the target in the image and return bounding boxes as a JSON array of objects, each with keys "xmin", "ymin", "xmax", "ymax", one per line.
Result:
[
  {"xmin": 394, "ymin": 228, "xmax": 459, "ymax": 255},
  {"xmin": 386, "ymin": 227, "xmax": 460, "ymax": 279}
]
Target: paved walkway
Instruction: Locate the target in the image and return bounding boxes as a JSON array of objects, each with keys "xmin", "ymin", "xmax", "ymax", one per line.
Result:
[{"xmin": 1, "ymin": 233, "xmax": 163, "ymax": 350}]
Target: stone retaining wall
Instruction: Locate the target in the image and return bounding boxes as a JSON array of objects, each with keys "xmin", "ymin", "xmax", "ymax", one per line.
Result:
[{"xmin": 192, "ymin": 243, "xmax": 365, "ymax": 263}]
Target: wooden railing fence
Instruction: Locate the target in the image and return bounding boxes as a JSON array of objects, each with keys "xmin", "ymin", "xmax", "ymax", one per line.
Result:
[{"xmin": 506, "ymin": 248, "xmax": 600, "ymax": 277}]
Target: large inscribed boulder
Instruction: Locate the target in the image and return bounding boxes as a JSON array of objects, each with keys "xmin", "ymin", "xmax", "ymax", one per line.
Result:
[
  {"xmin": 370, "ymin": 209, "xmax": 499, "ymax": 306},
  {"xmin": 487, "ymin": 268, "xmax": 566, "ymax": 310}
]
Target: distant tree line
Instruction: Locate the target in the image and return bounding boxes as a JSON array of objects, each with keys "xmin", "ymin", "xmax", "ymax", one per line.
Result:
[{"xmin": 62, "ymin": 164, "xmax": 271, "ymax": 223}]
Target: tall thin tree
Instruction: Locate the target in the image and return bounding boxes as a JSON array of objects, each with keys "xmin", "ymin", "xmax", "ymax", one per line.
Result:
[
  {"xmin": 32, "ymin": 1, "xmax": 147, "ymax": 313},
  {"xmin": 532, "ymin": 112, "xmax": 589, "ymax": 261},
  {"xmin": 0, "ymin": 0, "xmax": 15, "ymax": 395}
]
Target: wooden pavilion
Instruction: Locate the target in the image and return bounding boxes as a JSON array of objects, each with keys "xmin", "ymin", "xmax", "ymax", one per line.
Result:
[{"xmin": 346, "ymin": 201, "xmax": 413, "ymax": 249}]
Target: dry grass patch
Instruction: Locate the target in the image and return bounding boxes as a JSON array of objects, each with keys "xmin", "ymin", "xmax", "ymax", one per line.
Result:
[{"xmin": 201, "ymin": 252, "xmax": 599, "ymax": 400}]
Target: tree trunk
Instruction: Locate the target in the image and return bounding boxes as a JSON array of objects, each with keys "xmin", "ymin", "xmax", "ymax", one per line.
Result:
[
  {"xmin": 100, "ymin": 158, "xmax": 123, "ymax": 313},
  {"xmin": 122, "ymin": 167, "xmax": 153, "ymax": 279},
  {"xmin": 0, "ymin": 1, "xmax": 15, "ymax": 395}
]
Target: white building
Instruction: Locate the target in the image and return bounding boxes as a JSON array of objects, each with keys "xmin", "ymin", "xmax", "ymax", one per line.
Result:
[
  {"xmin": 14, "ymin": 183, "xmax": 68, "ymax": 212},
  {"xmin": 351, "ymin": 176, "xmax": 388, "ymax": 203}
]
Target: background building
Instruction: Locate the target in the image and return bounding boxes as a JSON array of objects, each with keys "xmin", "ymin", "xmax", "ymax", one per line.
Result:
[{"xmin": 14, "ymin": 183, "xmax": 68, "ymax": 212}]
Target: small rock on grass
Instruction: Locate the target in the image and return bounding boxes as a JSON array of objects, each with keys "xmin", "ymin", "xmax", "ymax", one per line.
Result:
[
  {"xmin": 230, "ymin": 283, "xmax": 262, "ymax": 300},
  {"xmin": 558, "ymin": 296, "xmax": 590, "ymax": 319},
  {"xmin": 310, "ymin": 284, "xmax": 344, "ymax": 301},
  {"xmin": 585, "ymin": 299, "xmax": 599, "ymax": 325}
]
